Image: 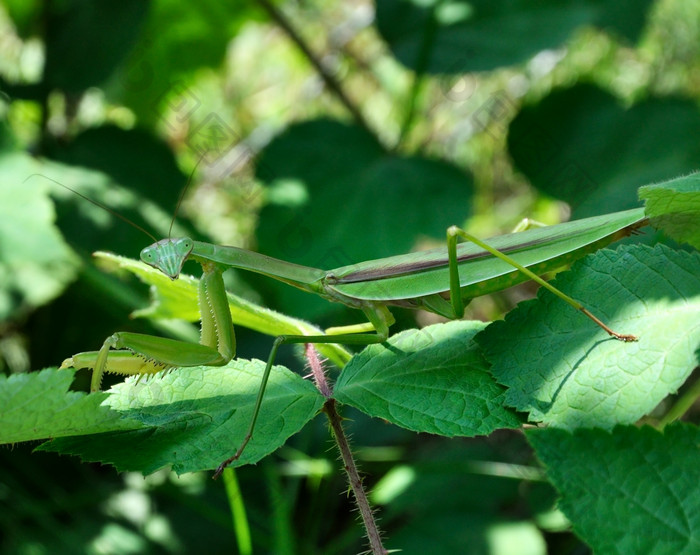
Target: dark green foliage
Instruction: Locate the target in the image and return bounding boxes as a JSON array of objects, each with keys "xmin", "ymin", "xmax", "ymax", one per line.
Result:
[
  {"xmin": 376, "ymin": 0, "xmax": 654, "ymax": 73},
  {"xmin": 508, "ymin": 86, "xmax": 700, "ymax": 217},
  {"xmin": 528, "ymin": 424, "xmax": 700, "ymax": 554},
  {"xmin": 1, "ymin": 1, "xmax": 699, "ymax": 553}
]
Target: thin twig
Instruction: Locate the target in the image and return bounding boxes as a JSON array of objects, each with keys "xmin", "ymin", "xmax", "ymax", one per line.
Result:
[
  {"xmin": 396, "ymin": 8, "xmax": 437, "ymax": 147},
  {"xmin": 255, "ymin": 0, "xmax": 374, "ymax": 137}
]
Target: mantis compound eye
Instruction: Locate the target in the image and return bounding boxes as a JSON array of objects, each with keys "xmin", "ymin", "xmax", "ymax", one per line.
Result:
[
  {"xmin": 140, "ymin": 247, "xmax": 157, "ymax": 264},
  {"xmin": 176, "ymin": 238, "xmax": 194, "ymax": 256}
]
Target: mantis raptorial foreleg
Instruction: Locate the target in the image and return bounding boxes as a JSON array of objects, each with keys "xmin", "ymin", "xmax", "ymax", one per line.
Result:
[{"xmin": 62, "ymin": 262, "xmax": 235, "ymax": 392}]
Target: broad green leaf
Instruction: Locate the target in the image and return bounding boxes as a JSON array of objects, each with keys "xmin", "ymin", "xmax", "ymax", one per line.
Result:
[
  {"xmin": 527, "ymin": 425, "xmax": 700, "ymax": 554},
  {"xmin": 47, "ymin": 125, "xmax": 188, "ymax": 214},
  {"xmin": 93, "ymin": 252, "xmax": 352, "ymax": 368},
  {"xmin": 0, "ymin": 153, "xmax": 80, "ymax": 321},
  {"xmin": 117, "ymin": 0, "xmax": 260, "ymax": 123},
  {"xmin": 372, "ymin": 441, "xmax": 546, "ymax": 553},
  {"xmin": 2, "ymin": 0, "xmax": 41, "ymax": 38},
  {"xmin": 0, "ymin": 368, "xmax": 142, "ymax": 443},
  {"xmin": 20, "ymin": 138, "xmax": 185, "ymax": 260},
  {"xmin": 256, "ymin": 118, "xmax": 474, "ymax": 318},
  {"xmin": 508, "ymin": 86, "xmax": 700, "ymax": 217},
  {"xmin": 376, "ymin": 0, "xmax": 653, "ymax": 73},
  {"xmin": 43, "ymin": 0, "xmax": 148, "ymax": 92},
  {"xmin": 390, "ymin": 515, "xmax": 545, "ymax": 555},
  {"xmin": 40, "ymin": 359, "xmax": 325, "ymax": 474},
  {"xmin": 334, "ymin": 320, "xmax": 520, "ymax": 436},
  {"xmin": 0, "ymin": 119, "xmax": 17, "ymax": 153},
  {"xmin": 478, "ymin": 244, "xmax": 700, "ymax": 429},
  {"xmin": 640, "ymin": 172, "xmax": 700, "ymax": 250}
]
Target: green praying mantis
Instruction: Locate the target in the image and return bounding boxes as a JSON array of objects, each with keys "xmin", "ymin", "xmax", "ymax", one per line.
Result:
[{"xmin": 57, "ymin": 179, "xmax": 647, "ymax": 477}]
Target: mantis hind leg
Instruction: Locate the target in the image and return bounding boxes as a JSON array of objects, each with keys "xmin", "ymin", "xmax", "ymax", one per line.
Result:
[{"xmin": 446, "ymin": 225, "xmax": 637, "ymax": 342}]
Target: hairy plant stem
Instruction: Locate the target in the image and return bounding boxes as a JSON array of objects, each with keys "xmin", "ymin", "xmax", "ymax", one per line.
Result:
[
  {"xmin": 256, "ymin": 0, "xmax": 374, "ymax": 138},
  {"xmin": 304, "ymin": 345, "xmax": 386, "ymax": 555},
  {"xmin": 305, "ymin": 343, "xmax": 333, "ymax": 399}
]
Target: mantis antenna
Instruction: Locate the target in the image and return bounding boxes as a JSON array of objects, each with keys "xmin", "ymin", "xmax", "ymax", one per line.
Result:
[
  {"xmin": 24, "ymin": 173, "xmax": 158, "ymax": 243},
  {"xmin": 168, "ymin": 155, "xmax": 207, "ymax": 239},
  {"xmin": 28, "ymin": 153, "xmax": 206, "ymax": 241}
]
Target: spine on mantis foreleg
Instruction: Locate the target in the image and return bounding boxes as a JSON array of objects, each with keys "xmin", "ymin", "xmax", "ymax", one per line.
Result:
[
  {"xmin": 61, "ymin": 334, "xmax": 171, "ymax": 392},
  {"xmin": 60, "ymin": 264, "xmax": 236, "ymax": 393},
  {"xmin": 198, "ymin": 261, "xmax": 236, "ymax": 360},
  {"xmin": 61, "ymin": 350, "xmax": 168, "ymax": 376},
  {"xmin": 61, "ymin": 330, "xmax": 230, "ymax": 391}
]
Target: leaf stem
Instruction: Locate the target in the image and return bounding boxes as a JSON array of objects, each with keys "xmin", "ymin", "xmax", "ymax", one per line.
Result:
[
  {"xmin": 305, "ymin": 346, "xmax": 386, "ymax": 554},
  {"xmin": 657, "ymin": 371, "xmax": 700, "ymax": 429},
  {"xmin": 222, "ymin": 467, "xmax": 253, "ymax": 555}
]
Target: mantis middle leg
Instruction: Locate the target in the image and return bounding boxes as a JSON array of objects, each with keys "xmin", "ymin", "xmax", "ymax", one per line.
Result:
[{"xmin": 213, "ymin": 302, "xmax": 395, "ymax": 477}]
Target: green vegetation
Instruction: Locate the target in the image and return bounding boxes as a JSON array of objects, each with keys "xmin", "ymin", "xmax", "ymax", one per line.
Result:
[{"xmin": 1, "ymin": 1, "xmax": 699, "ymax": 553}]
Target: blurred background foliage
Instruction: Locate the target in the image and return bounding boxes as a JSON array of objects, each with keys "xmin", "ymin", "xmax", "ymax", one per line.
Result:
[{"xmin": 0, "ymin": 0, "xmax": 698, "ymax": 553}]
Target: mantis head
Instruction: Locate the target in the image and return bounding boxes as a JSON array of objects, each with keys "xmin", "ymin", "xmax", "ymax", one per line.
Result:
[{"xmin": 140, "ymin": 238, "xmax": 194, "ymax": 280}]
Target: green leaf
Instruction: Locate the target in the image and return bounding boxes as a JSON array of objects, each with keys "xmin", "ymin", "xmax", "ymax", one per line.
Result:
[
  {"xmin": 390, "ymin": 514, "xmax": 545, "ymax": 555},
  {"xmin": 508, "ymin": 86, "xmax": 700, "ymax": 217},
  {"xmin": 256, "ymin": 118, "xmax": 474, "ymax": 318},
  {"xmin": 43, "ymin": 0, "xmax": 148, "ymax": 92},
  {"xmin": 640, "ymin": 172, "xmax": 700, "ymax": 250},
  {"xmin": 527, "ymin": 425, "xmax": 700, "ymax": 554},
  {"xmin": 2, "ymin": 0, "xmax": 41, "ymax": 39},
  {"xmin": 40, "ymin": 359, "xmax": 325, "ymax": 474},
  {"xmin": 117, "ymin": 0, "xmax": 260, "ymax": 123},
  {"xmin": 478, "ymin": 244, "xmax": 700, "ymax": 429},
  {"xmin": 93, "ymin": 252, "xmax": 352, "ymax": 368},
  {"xmin": 334, "ymin": 320, "xmax": 520, "ymax": 436},
  {"xmin": 47, "ymin": 125, "xmax": 188, "ymax": 212},
  {"xmin": 0, "ymin": 153, "xmax": 80, "ymax": 321},
  {"xmin": 377, "ymin": 442, "xmax": 547, "ymax": 553},
  {"xmin": 0, "ymin": 368, "xmax": 142, "ymax": 444},
  {"xmin": 376, "ymin": 0, "xmax": 653, "ymax": 73}
]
